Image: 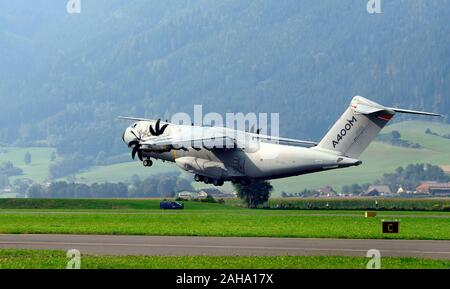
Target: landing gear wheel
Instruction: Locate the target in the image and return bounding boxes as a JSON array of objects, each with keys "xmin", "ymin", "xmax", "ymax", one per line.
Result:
[
  {"xmin": 143, "ymin": 159, "xmax": 153, "ymax": 167},
  {"xmin": 213, "ymin": 179, "xmax": 224, "ymax": 187},
  {"xmin": 194, "ymin": 175, "xmax": 204, "ymax": 182},
  {"xmin": 204, "ymin": 177, "xmax": 211, "ymax": 184}
]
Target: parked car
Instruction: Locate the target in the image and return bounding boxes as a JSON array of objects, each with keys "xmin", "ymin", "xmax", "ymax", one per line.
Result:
[{"xmin": 160, "ymin": 201, "xmax": 184, "ymax": 210}]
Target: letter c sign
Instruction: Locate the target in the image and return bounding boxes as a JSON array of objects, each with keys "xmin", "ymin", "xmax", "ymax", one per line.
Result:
[{"xmin": 382, "ymin": 221, "xmax": 399, "ymax": 234}]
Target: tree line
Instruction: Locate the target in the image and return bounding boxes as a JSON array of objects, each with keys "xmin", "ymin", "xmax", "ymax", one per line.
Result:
[
  {"xmin": 341, "ymin": 163, "xmax": 449, "ymax": 195},
  {"xmin": 27, "ymin": 173, "xmax": 193, "ymax": 199}
]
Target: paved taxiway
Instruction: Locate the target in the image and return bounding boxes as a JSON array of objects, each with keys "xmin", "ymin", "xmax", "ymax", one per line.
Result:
[{"xmin": 0, "ymin": 234, "xmax": 449, "ymax": 259}]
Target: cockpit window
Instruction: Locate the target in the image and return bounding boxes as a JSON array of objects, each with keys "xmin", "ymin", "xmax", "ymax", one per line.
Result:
[{"xmin": 132, "ymin": 123, "xmax": 138, "ymax": 128}]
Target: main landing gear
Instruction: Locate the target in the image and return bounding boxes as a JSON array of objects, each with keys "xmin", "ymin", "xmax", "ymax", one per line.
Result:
[
  {"xmin": 232, "ymin": 179, "xmax": 251, "ymax": 186},
  {"xmin": 194, "ymin": 175, "xmax": 251, "ymax": 187},
  {"xmin": 194, "ymin": 174, "xmax": 224, "ymax": 187},
  {"xmin": 143, "ymin": 159, "xmax": 153, "ymax": 167}
]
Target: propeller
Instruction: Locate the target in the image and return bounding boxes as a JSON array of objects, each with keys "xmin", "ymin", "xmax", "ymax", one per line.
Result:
[
  {"xmin": 128, "ymin": 119, "xmax": 169, "ymax": 161},
  {"xmin": 128, "ymin": 131, "xmax": 144, "ymax": 161},
  {"xmin": 149, "ymin": 119, "xmax": 169, "ymax": 136}
]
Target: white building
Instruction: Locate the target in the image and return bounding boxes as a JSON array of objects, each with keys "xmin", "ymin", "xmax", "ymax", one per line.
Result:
[{"xmin": 177, "ymin": 191, "xmax": 208, "ymax": 200}]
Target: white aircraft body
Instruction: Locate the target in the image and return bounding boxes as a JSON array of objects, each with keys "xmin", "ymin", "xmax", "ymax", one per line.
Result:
[{"xmin": 121, "ymin": 96, "xmax": 441, "ymax": 186}]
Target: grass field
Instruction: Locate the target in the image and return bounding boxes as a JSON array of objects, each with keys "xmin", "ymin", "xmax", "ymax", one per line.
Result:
[
  {"xmin": 74, "ymin": 158, "xmax": 178, "ymax": 184},
  {"xmin": 0, "ymin": 199, "xmax": 448, "ymax": 240},
  {"xmin": 0, "ymin": 210, "xmax": 447, "ymax": 239},
  {"xmin": 0, "ymin": 200, "xmax": 448, "ymax": 269},
  {"xmin": 0, "ymin": 148, "xmax": 180, "ymax": 187},
  {"xmin": 0, "ymin": 249, "xmax": 448, "ymax": 269},
  {"xmin": 0, "ymin": 147, "xmax": 57, "ymax": 183}
]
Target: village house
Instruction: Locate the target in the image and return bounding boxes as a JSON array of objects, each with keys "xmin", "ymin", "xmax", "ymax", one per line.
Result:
[
  {"xmin": 177, "ymin": 190, "xmax": 208, "ymax": 200},
  {"xmin": 416, "ymin": 182, "xmax": 450, "ymax": 196},
  {"xmin": 315, "ymin": 186, "xmax": 338, "ymax": 197},
  {"xmin": 364, "ymin": 185, "xmax": 393, "ymax": 196}
]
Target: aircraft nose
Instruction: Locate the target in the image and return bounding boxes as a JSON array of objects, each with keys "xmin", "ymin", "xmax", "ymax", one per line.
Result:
[{"xmin": 122, "ymin": 127, "xmax": 134, "ymax": 145}]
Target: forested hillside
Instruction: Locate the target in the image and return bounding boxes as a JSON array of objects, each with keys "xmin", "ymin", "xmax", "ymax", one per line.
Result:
[{"xmin": 0, "ymin": 0, "xmax": 448, "ymax": 161}]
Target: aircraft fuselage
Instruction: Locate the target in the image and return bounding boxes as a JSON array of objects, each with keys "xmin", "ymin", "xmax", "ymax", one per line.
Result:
[{"xmin": 144, "ymin": 141, "xmax": 361, "ymax": 181}]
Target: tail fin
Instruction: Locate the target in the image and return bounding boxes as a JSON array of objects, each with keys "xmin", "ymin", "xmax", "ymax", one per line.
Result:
[{"xmin": 315, "ymin": 96, "xmax": 442, "ymax": 158}]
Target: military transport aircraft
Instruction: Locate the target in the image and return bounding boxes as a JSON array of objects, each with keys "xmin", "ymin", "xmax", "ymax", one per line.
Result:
[{"xmin": 121, "ymin": 96, "xmax": 442, "ymax": 186}]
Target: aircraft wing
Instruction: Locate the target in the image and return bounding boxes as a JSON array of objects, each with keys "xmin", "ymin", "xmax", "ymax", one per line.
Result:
[
  {"xmin": 248, "ymin": 133, "xmax": 318, "ymax": 147},
  {"xmin": 139, "ymin": 130, "xmax": 317, "ymax": 149},
  {"xmin": 139, "ymin": 134, "xmax": 236, "ymax": 150}
]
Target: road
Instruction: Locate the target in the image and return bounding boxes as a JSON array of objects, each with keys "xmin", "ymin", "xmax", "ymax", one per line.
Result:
[{"xmin": 0, "ymin": 234, "xmax": 449, "ymax": 259}]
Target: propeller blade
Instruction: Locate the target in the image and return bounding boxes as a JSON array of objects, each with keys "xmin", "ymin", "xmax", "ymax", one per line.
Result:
[
  {"xmin": 149, "ymin": 124, "xmax": 157, "ymax": 136},
  {"xmin": 137, "ymin": 150, "xmax": 143, "ymax": 161},
  {"xmin": 155, "ymin": 119, "xmax": 161, "ymax": 134},
  {"xmin": 131, "ymin": 145, "xmax": 140, "ymax": 160},
  {"xmin": 128, "ymin": 140, "xmax": 140, "ymax": 148},
  {"xmin": 159, "ymin": 123, "xmax": 169, "ymax": 135}
]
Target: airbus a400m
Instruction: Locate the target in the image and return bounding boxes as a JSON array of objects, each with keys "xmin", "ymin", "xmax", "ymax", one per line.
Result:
[{"xmin": 121, "ymin": 96, "xmax": 441, "ymax": 187}]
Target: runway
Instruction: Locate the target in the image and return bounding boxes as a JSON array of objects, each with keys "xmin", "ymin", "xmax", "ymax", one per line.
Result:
[{"xmin": 0, "ymin": 234, "xmax": 449, "ymax": 259}]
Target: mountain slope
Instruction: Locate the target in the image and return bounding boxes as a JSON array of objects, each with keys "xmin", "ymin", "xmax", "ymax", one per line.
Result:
[{"xmin": 0, "ymin": 0, "xmax": 448, "ymax": 159}]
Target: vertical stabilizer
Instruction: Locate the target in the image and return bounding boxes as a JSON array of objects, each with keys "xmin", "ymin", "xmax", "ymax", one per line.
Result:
[{"xmin": 315, "ymin": 96, "xmax": 395, "ymax": 158}]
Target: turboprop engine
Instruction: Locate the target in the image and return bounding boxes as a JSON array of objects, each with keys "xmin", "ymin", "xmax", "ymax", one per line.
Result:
[{"xmin": 141, "ymin": 144, "xmax": 172, "ymax": 153}]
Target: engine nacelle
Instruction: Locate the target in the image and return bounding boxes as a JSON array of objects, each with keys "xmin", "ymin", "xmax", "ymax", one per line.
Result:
[{"xmin": 142, "ymin": 145, "xmax": 171, "ymax": 153}]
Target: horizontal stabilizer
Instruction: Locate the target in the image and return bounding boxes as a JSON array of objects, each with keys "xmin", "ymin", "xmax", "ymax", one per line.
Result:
[
  {"xmin": 388, "ymin": 108, "xmax": 443, "ymax": 117},
  {"xmin": 118, "ymin": 116, "xmax": 161, "ymax": 122}
]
